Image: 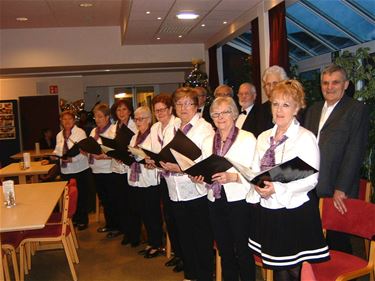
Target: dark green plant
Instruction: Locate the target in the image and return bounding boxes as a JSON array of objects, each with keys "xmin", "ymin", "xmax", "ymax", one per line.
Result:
[{"xmin": 334, "ymin": 47, "xmax": 375, "ymax": 202}]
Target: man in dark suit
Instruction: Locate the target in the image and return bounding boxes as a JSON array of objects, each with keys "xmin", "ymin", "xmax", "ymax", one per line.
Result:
[
  {"xmin": 193, "ymin": 86, "xmax": 214, "ymax": 126},
  {"xmin": 304, "ymin": 64, "xmax": 369, "ymax": 253},
  {"xmin": 235, "ymin": 82, "xmax": 262, "ymax": 137},
  {"xmin": 259, "ymin": 65, "xmax": 289, "ymax": 134}
]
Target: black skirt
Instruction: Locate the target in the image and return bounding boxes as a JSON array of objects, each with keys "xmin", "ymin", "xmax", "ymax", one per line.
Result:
[{"xmin": 248, "ymin": 191, "xmax": 330, "ymax": 269}]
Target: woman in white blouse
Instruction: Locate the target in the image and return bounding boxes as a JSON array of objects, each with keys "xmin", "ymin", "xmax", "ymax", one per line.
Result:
[
  {"xmin": 128, "ymin": 106, "xmax": 163, "ymax": 258},
  {"xmin": 160, "ymin": 87, "xmax": 215, "ymax": 281},
  {"xmin": 54, "ymin": 110, "xmax": 92, "ymax": 230},
  {"xmin": 89, "ymin": 103, "xmax": 117, "ymax": 235},
  {"xmin": 247, "ymin": 80, "xmax": 329, "ymax": 281},
  {"xmin": 148, "ymin": 93, "xmax": 184, "ymax": 271},
  {"xmin": 109, "ymin": 99, "xmax": 137, "ymax": 242},
  {"xmin": 193, "ymin": 97, "xmax": 257, "ymax": 281}
]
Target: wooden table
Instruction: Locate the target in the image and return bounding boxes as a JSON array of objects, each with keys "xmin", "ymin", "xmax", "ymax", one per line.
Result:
[
  {"xmin": 0, "ymin": 181, "xmax": 67, "ymax": 280},
  {"xmin": 0, "ymin": 161, "xmax": 56, "ymax": 184},
  {"xmin": 10, "ymin": 149, "xmax": 54, "ymax": 161}
]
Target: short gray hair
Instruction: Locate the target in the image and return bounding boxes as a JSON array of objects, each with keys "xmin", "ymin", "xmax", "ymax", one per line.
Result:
[
  {"xmin": 210, "ymin": 97, "xmax": 239, "ymax": 120},
  {"xmin": 262, "ymin": 65, "xmax": 288, "ymax": 83},
  {"xmin": 134, "ymin": 106, "xmax": 152, "ymax": 124}
]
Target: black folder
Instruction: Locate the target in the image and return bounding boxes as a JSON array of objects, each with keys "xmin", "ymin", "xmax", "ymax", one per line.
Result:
[
  {"xmin": 59, "ymin": 137, "xmax": 101, "ymax": 159},
  {"xmin": 130, "ymin": 129, "xmax": 202, "ymax": 167},
  {"xmin": 231, "ymin": 156, "xmax": 318, "ymax": 188}
]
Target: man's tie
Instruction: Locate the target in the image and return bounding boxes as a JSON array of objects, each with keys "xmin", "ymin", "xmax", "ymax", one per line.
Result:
[{"xmin": 240, "ymin": 110, "xmax": 247, "ymax": 115}]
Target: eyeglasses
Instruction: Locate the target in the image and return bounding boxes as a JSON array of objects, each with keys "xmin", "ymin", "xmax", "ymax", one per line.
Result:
[
  {"xmin": 154, "ymin": 107, "xmax": 168, "ymax": 114},
  {"xmin": 134, "ymin": 117, "xmax": 149, "ymax": 122},
  {"xmin": 211, "ymin": 110, "xmax": 232, "ymax": 119},
  {"xmin": 175, "ymin": 102, "xmax": 196, "ymax": 108}
]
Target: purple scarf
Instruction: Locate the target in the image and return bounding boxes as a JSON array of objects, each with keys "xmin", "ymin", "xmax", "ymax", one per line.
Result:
[
  {"xmin": 207, "ymin": 125, "xmax": 239, "ymax": 199},
  {"xmin": 260, "ymin": 135, "xmax": 288, "ymax": 171},
  {"xmin": 129, "ymin": 127, "xmax": 151, "ymax": 182},
  {"xmin": 61, "ymin": 129, "xmax": 72, "ymax": 168}
]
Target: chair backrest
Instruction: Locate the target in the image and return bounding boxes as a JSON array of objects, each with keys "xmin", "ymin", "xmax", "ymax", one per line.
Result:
[
  {"xmin": 358, "ymin": 179, "xmax": 372, "ymax": 202},
  {"xmin": 321, "ymin": 198, "xmax": 375, "ymax": 240},
  {"xmin": 67, "ymin": 178, "xmax": 78, "ymax": 218}
]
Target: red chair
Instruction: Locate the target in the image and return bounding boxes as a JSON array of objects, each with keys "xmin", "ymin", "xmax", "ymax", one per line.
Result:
[
  {"xmin": 301, "ymin": 262, "xmax": 317, "ymax": 281},
  {"xmin": 1, "ymin": 231, "xmax": 24, "ymax": 281},
  {"xmin": 18, "ymin": 180, "xmax": 79, "ymax": 281},
  {"xmin": 309, "ymin": 198, "xmax": 375, "ymax": 281}
]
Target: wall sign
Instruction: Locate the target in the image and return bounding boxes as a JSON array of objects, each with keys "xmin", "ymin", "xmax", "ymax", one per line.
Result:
[{"xmin": 0, "ymin": 102, "xmax": 16, "ymax": 139}]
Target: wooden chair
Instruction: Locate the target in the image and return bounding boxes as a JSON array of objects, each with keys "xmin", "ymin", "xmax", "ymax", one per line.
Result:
[
  {"xmin": 18, "ymin": 181, "xmax": 79, "ymax": 281},
  {"xmin": 309, "ymin": 198, "xmax": 375, "ymax": 281},
  {"xmin": 359, "ymin": 179, "xmax": 373, "ymax": 258},
  {"xmin": 1, "ymin": 232, "xmax": 23, "ymax": 281}
]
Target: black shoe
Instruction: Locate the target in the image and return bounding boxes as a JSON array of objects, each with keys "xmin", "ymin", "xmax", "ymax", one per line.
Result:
[
  {"xmin": 131, "ymin": 241, "xmax": 140, "ymax": 248},
  {"xmin": 121, "ymin": 236, "xmax": 130, "ymax": 245},
  {"xmin": 97, "ymin": 226, "xmax": 111, "ymax": 233},
  {"xmin": 138, "ymin": 247, "xmax": 150, "ymax": 255},
  {"xmin": 77, "ymin": 224, "xmax": 88, "ymax": 231},
  {"xmin": 173, "ymin": 260, "xmax": 184, "ymax": 272},
  {"xmin": 106, "ymin": 230, "xmax": 122, "ymax": 239},
  {"xmin": 144, "ymin": 248, "xmax": 163, "ymax": 259},
  {"xmin": 165, "ymin": 256, "xmax": 180, "ymax": 267}
]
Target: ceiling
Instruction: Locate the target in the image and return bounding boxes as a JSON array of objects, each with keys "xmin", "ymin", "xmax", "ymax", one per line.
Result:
[{"xmin": 0, "ymin": 0, "xmax": 262, "ymax": 45}]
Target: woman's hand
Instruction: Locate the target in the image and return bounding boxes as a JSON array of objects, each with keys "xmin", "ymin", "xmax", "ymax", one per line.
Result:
[
  {"xmin": 254, "ymin": 181, "xmax": 275, "ymax": 199},
  {"xmin": 144, "ymin": 158, "xmax": 157, "ymax": 169},
  {"xmin": 189, "ymin": 175, "xmax": 205, "ymax": 184},
  {"xmin": 212, "ymin": 172, "xmax": 239, "ymax": 184},
  {"xmin": 160, "ymin": 161, "xmax": 182, "ymax": 173}
]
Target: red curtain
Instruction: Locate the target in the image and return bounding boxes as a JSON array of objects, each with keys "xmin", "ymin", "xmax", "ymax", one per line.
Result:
[
  {"xmin": 269, "ymin": 1, "xmax": 289, "ymax": 72},
  {"xmin": 251, "ymin": 18, "xmax": 261, "ymax": 105},
  {"xmin": 208, "ymin": 44, "xmax": 219, "ymax": 93}
]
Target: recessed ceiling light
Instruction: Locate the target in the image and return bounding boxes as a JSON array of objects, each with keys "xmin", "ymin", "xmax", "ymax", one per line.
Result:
[
  {"xmin": 176, "ymin": 12, "xmax": 199, "ymax": 20},
  {"xmin": 146, "ymin": 11, "xmax": 151, "ymax": 14},
  {"xmin": 104, "ymin": 69, "xmax": 111, "ymax": 72},
  {"xmin": 178, "ymin": 35, "xmax": 182, "ymax": 38},
  {"xmin": 201, "ymin": 23, "xmax": 205, "ymax": 27},
  {"xmin": 157, "ymin": 17, "xmax": 162, "ymax": 20},
  {"xmin": 157, "ymin": 37, "xmax": 161, "ymax": 40},
  {"xmin": 16, "ymin": 17, "xmax": 28, "ymax": 21},
  {"xmin": 79, "ymin": 3, "xmax": 93, "ymax": 8},
  {"xmin": 223, "ymin": 21, "xmax": 228, "ymax": 24}
]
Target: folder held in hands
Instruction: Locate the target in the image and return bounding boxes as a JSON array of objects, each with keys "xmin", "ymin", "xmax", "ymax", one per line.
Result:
[
  {"xmin": 229, "ymin": 156, "xmax": 318, "ymax": 188},
  {"xmin": 170, "ymin": 149, "xmax": 233, "ymax": 184}
]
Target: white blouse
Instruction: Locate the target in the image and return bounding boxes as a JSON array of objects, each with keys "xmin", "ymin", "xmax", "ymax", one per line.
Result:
[
  {"xmin": 89, "ymin": 124, "xmax": 114, "ymax": 174},
  {"xmin": 246, "ymin": 119, "xmax": 320, "ymax": 209},
  {"xmin": 201, "ymin": 129, "xmax": 256, "ymax": 202},
  {"xmin": 127, "ymin": 132, "xmax": 159, "ymax": 188},
  {"xmin": 163, "ymin": 114, "xmax": 215, "ymax": 202},
  {"xmin": 54, "ymin": 125, "xmax": 89, "ymax": 174}
]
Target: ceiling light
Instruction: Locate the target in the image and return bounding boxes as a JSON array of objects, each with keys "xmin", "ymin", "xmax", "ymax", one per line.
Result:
[
  {"xmin": 176, "ymin": 12, "xmax": 199, "ymax": 20},
  {"xmin": 178, "ymin": 35, "xmax": 182, "ymax": 38},
  {"xmin": 157, "ymin": 37, "xmax": 161, "ymax": 40},
  {"xmin": 223, "ymin": 21, "xmax": 228, "ymax": 24},
  {"xmin": 201, "ymin": 24, "xmax": 205, "ymax": 27},
  {"xmin": 16, "ymin": 17, "xmax": 28, "ymax": 21},
  {"xmin": 115, "ymin": 93, "xmax": 127, "ymax": 99},
  {"xmin": 79, "ymin": 3, "xmax": 93, "ymax": 8},
  {"xmin": 146, "ymin": 11, "xmax": 151, "ymax": 14},
  {"xmin": 157, "ymin": 17, "xmax": 162, "ymax": 20}
]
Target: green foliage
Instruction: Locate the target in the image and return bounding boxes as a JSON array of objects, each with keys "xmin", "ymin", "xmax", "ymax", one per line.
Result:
[{"xmin": 334, "ymin": 47, "xmax": 375, "ymax": 201}]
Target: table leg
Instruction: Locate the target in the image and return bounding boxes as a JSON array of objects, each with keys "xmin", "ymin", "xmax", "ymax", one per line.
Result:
[
  {"xmin": 0, "ymin": 236, "xmax": 5, "ymax": 281},
  {"xmin": 18, "ymin": 176, "xmax": 26, "ymax": 184},
  {"xmin": 31, "ymin": 175, "xmax": 39, "ymax": 183}
]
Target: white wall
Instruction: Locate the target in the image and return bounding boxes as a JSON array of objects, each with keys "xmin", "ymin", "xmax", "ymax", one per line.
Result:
[{"xmin": 0, "ymin": 26, "xmax": 205, "ymax": 68}]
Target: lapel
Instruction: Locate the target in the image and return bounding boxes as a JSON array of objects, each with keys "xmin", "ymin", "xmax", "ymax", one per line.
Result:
[
  {"xmin": 321, "ymin": 95, "xmax": 350, "ymax": 131},
  {"xmin": 310, "ymin": 102, "xmax": 324, "ymax": 136}
]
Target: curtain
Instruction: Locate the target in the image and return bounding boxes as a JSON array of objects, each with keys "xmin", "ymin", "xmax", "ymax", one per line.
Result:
[
  {"xmin": 251, "ymin": 18, "xmax": 262, "ymax": 105},
  {"xmin": 208, "ymin": 44, "xmax": 219, "ymax": 93},
  {"xmin": 269, "ymin": 1, "xmax": 289, "ymax": 72}
]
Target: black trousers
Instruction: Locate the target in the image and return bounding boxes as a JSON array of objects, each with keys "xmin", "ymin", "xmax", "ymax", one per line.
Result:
[
  {"xmin": 62, "ymin": 168, "xmax": 92, "ymax": 225},
  {"xmin": 209, "ymin": 191, "xmax": 255, "ymax": 281},
  {"xmin": 128, "ymin": 185, "xmax": 163, "ymax": 248},
  {"xmin": 160, "ymin": 178, "xmax": 182, "ymax": 258},
  {"xmin": 172, "ymin": 196, "xmax": 214, "ymax": 281},
  {"xmin": 92, "ymin": 173, "xmax": 118, "ymax": 230},
  {"xmin": 112, "ymin": 173, "xmax": 131, "ymax": 235}
]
